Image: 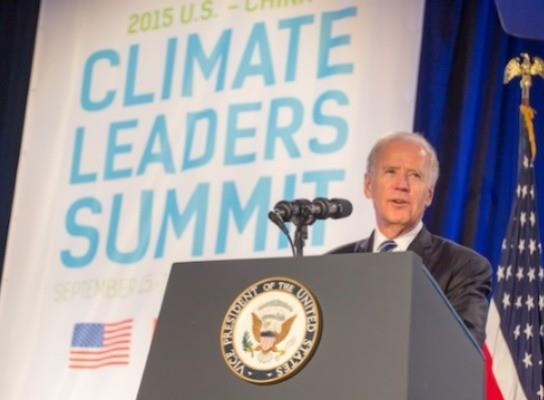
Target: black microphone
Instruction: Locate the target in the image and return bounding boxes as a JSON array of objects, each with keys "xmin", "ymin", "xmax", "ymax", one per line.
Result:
[
  {"xmin": 269, "ymin": 198, "xmax": 352, "ymax": 223},
  {"xmin": 311, "ymin": 197, "xmax": 353, "ymax": 219}
]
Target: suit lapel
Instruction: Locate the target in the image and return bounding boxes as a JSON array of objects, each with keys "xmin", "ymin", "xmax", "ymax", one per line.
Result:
[
  {"xmin": 407, "ymin": 226, "xmax": 433, "ymax": 266},
  {"xmin": 355, "ymin": 231, "xmax": 375, "ymax": 252}
]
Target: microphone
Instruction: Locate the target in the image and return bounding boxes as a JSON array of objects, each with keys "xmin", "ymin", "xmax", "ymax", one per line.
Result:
[
  {"xmin": 311, "ymin": 197, "xmax": 353, "ymax": 219},
  {"xmin": 269, "ymin": 197, "xmax": 352, "ymax": 223}
]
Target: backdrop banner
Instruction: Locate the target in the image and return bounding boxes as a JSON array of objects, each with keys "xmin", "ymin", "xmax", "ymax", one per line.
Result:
[{"xmin": 0, "ymin": 0, "xmax": 424, "ymax": 398}]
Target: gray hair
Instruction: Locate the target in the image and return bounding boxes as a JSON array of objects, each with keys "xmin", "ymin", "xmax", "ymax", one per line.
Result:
[{"xmin": 366, "ymin": 131, "xmax": 439, "ymax": 188}]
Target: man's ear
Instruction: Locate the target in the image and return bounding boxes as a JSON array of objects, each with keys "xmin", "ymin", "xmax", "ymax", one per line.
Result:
[
  {"xmin": 364, "ymin": 174, "xmax": 372, "ymax": 199},
  {"xmin": 425, "ymin": 186, "xmax": 434, "ymax": 207}
]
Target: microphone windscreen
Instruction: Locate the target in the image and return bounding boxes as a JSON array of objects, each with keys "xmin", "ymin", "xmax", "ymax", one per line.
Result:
[{"xmin": 331, "ymin": 198, "xmax": 353, "ymax": 219}]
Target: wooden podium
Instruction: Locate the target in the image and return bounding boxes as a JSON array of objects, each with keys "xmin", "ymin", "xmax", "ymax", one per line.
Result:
[{"xmin": 137, "ymin": 252, "xmax": 483, "ymax": 399}]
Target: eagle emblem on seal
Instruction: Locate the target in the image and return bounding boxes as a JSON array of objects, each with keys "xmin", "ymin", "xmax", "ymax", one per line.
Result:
[{"xmin": 249, "ymin": 312, "xmax": 296, "ymax": 358}]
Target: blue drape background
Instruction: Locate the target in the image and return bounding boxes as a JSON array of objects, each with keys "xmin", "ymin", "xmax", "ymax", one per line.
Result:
[
  {"xmin": 0, "ymin": 1, "xmax": 40, "ymax": 284},
  {"xmin": 415, "ymin": 0, "xmax": 544, "ymax": 277},
  {"xmin": 1, "ymin": 1, "xmax": 544, "ymax": 287}
]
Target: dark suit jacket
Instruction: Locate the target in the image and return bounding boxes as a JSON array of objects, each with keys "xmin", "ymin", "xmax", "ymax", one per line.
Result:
[{"xmin": 329, "ymin": 227, "xmax": 492, "ymax": 346}]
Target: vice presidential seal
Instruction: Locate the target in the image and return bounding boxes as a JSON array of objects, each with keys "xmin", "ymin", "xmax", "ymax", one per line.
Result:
[{"xmin": 220, "ymin": 277, "xmax": 321, "ymax": 384}]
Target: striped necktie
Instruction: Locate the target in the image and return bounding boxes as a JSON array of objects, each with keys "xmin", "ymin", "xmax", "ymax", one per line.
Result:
[{"xmin": 377, "ymin": 240, "xmax": 398, "ymax": 252}]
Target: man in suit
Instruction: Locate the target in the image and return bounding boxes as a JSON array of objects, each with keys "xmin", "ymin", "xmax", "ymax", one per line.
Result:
[{"xmin": 330, "ymin": 131, "xmax": 491, "ymax": 345}]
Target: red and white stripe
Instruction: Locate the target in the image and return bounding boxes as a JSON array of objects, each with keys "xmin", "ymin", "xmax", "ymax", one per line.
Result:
[{"xmin": 484, "ymin": 301, "xmax": 528, "ymax": 400}]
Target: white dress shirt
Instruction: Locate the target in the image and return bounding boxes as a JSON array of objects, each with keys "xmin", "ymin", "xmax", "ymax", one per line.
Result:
[{"xmin": 372, "ymin": 221, "xmax": 423, "ymax": 252}]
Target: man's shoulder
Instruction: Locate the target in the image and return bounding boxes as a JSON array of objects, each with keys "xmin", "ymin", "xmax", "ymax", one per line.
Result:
[
  {"xmin": 425, "ymin": 231, "xmax": 491, "ymax": 272},
  {"xmin": 327, "ymin": 239, "xmax": 369, "ymax": 254}
]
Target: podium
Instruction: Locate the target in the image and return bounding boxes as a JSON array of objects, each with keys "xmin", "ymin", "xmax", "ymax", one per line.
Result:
[{"xmin": 137, "ymin": 252, "xmax": 483, "ymax": 399}]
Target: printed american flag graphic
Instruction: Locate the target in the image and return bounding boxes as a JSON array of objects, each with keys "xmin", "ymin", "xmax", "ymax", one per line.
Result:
[
  {"xmin": 485, "ymin": 105, "xmax": 544, "ymax": 400},
  {"xmin": 69, "ymin": 318, "xmax": 132, "ymax": 369}
]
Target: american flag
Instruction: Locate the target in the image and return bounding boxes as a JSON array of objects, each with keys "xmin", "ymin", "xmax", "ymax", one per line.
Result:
[
  {"xmin": 69, "ymin": 318, "xmax": 132, "ymax": 369},
  {"xmin": 485, "ymin": 105, "xmax": 544, "ymax": 400}
]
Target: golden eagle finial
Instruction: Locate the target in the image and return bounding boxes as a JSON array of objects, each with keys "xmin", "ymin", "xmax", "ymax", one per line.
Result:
[
  {"xmin": 504, "ymin": 53, "xmax": 544, "ymax": 102},
  {"xmin": 504, "ymin": 53, "xmax": 544, "ymax": 161}
]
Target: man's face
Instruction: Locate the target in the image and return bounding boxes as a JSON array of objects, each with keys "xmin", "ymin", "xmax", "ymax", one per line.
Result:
[{"xmin": 364, "ymin": 139, "xmax": 434, "ymax": 237}]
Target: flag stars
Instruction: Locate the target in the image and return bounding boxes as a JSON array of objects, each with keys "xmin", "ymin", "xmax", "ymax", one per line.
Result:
[
  {"xmin": 516, "ymin": 267, "xmax": 524, "ymax": 281},
  {"xmin": 506, "ymin": 265, "xmax": 513, "ymax": 280},
  {"xmin": 530, "ymin": 212, "xmax": 536, "ymax": 227},
  {"xmin": 528, "ymin": 267, "xmax": 536, "ymax": 282},
  {"xmin": 526, "ymin": 295, "xmax": 535, "ymax": 311},
  {"xmin": 517, "ymin": 185, "xmax": 521, "ymax": 198},
  {"xmin": 523, "ymin": 156, "xmax": 529, "ymax": 169},
  {"xmin": 497, "ymin": 265, "xmax": 505, "ymax": 281},
  {"xmin": 523, "ymin": 352, "xmax": 533, "ymax": 368},
  {"xmin": 541, "ymin": 325, "xmax": 544, "ymax": 337},
  {"xmin": 530, "ymin": 239, "xmax": 537, "ymax": 255},
  {"xmin": 519, "ymin": 240, "xmax": 526, "ymax": 253},
  {"xmin": 515, "ymin": 296, "xmax": 523, "ymax": 309},
  {"xmin": 514, "ymin": 324, "xmax": 521, "ymax": 339},
  {"xmin": 530, "ymin": 186, "xmax": 535, "ymax": 199},
  {"xmin": 538, "ymin": 385, "xmax": 544, "ymax": 400},
  {"xmin": 502, "ymin": 240, "xmax": 507, "ymax": 250},
  {"xmin": 539, "ymin": 268, "xmax": 544, "ymax": 280},
  {"xmin": 522, "ymin": 185, "xmax": 528, "ymax": 198},
  {"xmin": 521, "ymin": 212, "xmax": 527, "ymax": 226},
  {"xmin": 502, "ymin": 293, "xmax": 511, "ymax": 309},
  {"xmin": 539, "ymin": 296, "xmax": 544, "ymax": 311},
  {"xmin": 524, "ymin": 323, "xmax": 534, "ymax": 339}
]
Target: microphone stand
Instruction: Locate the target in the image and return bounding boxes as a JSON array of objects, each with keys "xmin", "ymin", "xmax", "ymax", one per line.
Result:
[
  {"xmin": 290, "ymin": 205, "xmax": 316, "ymax": 257},
  {"xmin": 293, "ymin": 224, "xmax": 308, "ymax": 257}
]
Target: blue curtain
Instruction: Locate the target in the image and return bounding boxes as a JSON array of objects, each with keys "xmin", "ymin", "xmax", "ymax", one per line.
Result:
[
  {"xmin": 415, "ymin": 0, "xmax": 544, "ymax": 273},
  {"xmin": 0, "ymin": 0, "xmax": 40, "ymax": 282}
]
